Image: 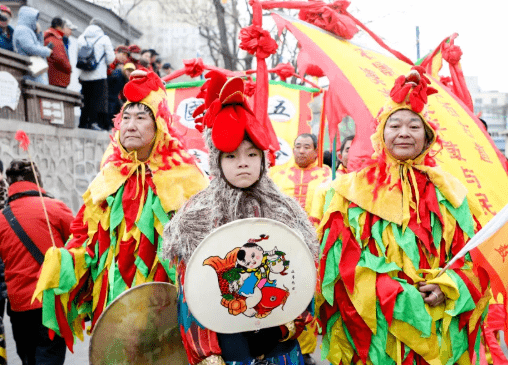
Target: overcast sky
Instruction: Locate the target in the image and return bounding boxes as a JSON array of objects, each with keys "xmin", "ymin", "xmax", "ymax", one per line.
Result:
[{"xmin": 346, "ymin": 0, "xmax": 508, "ymax": 92}]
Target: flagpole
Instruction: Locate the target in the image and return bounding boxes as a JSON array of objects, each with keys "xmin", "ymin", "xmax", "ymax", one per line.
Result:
[{"xmin": 438, "ymin": 202, "xmax": 508, "ymax": 277}]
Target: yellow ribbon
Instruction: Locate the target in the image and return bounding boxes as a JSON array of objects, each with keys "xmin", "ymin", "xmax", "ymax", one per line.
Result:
[
  {"xmin": 399, "ymin": 160, "xmax": 421, "ymax": 231},
  {"xmin": 396, "ymin": 338, "xmax": 402, "ymax": 365}
]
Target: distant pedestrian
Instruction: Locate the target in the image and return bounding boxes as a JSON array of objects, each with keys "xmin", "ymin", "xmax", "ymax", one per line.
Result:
[
  {"xmin": 107, "ymin": 61, "xmax": 132, "ymax": 123},
  {"xmin": 0, "ymin": 159, "xmax": 74, "ymax": 365},
  {"xmin": 107, "ymin": 45, "xmax": 129, "ymax": 76},
  {"xmin": 77, "ymin": 18, "xmax": 115, "ymax": 130},
  {"xmin": 0, "ymin": 5, "xmax": 14, "ymax": 52},
  {"xmin": 161, "ymin": 62, "xmax": 172, "ymax": 77},
  {"xmin": 61, "ymin": 18, "xmax": 77, "ymax": 55},
  {"xmin": 44, "ymin": 17, "xmax": 72, "ymax": 88},
  {"xmin": 13, "ymin": 6, "xmax": 52, "ymax": 84},
  {"xmin": 154, "ymin": 57, "xmax": 162, "ymax": 76},
  {"xmin": 127, "ymin": 44, "xmax": 142, "ymax": 69},
  {"xmin": 147, "ymin": 49, "xmax": 159, "ymax": 74}
]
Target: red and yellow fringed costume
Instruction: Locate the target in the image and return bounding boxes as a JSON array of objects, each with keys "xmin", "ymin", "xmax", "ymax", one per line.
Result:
[
  {"xmin": 32, "ymin": 71, "xmax": 208, "ymax": 350},
  {"xmin": 317, "ymin": 68, "xmax": 490, "ymax": 365},
  {"xmin": 270, "ymin": 159, "xmax": 331, "ymax": 227}
]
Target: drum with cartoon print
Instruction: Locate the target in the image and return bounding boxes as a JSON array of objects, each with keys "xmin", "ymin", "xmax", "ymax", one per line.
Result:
[{"xmin": 184, "ymin": 218, "xmax": 316, "ymax": 333}]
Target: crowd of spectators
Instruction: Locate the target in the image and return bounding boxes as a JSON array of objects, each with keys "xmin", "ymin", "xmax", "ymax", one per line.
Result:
[{"xmin": 0, "ymin": 5, "xmax": 172, "ymax": 131}]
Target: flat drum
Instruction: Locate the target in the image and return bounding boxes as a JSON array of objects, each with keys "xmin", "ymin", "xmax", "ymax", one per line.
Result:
[{"xmin": 89, "ymin": 282, "xmax": 187, "ymax": 365}]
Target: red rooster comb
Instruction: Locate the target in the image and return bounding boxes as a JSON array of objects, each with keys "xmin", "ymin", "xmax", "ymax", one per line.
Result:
[
  {"xmin": 192, "ymin": 71, "xmax": 270, "ymax": 153},
  {"xmin": 389, "ymin": 66, "xmax": 438, "ymax": 113},
  {"xmin": 123, "ymin": 69, "xmax": 165, "ymax": 103}
]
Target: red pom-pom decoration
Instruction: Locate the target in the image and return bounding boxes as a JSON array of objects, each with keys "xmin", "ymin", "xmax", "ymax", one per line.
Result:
[
  {"xmin": 15, "ymin": 130, "xmax": 30, "ymax": 151},
  {"xmin": 239, "ymin": 25, "xmax": 278, "ymax": 59},
  {"xmin": 389, "ymin": 67, "xmax": 438, "ymax": 113}
]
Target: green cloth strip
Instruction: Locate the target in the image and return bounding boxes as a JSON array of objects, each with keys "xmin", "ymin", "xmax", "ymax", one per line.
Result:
[
  {"xmin": 109, "ymin": 258, "xmax": 129, "ymax": 305},
  {"xmin": 368, "ymin": 303, "xmax": 394, "ymax": 365},
  {"xmin": 445, "ymin": 270, "xmax": 476, "ymax": 316},
  {"xmin": 435, "ymin": 188, "xmax": 474, "ymax": 238},
  {"xmin": 157, "ymin": 235, "xmax": 173, "ymax": 278},
  {"xmin": 153, "ymin": 196, "xmax": 171, "ymax": 226},
  {"xmin": 54, "ymin": 249, "xmax": 77, "ymax": 295},
  {"xmin": 357, "ymin": 251, "xmax": 401, "ymax": 273},
  {"xmin": 109, "ymin": 185, "xmax": 125, "ymax": 232},
  {"xmin": 431, "ymin": 212, "xmax": 443, "ymax": 250},
  {"xmin": 348, "ymin": 206, "xmax": 364, "ymax": 243},
  {"xmin": 136, "ymin": 187, "xmax": 155, "ymax": 244},
  {"xmin": 371, "ymin": 219, "xmax": 389, "ymax": 254},
  {"xmin": 447, "ymin": 317, "xmax": 468, "ymax": 365},
  {"xmin": 135, "ymin": 255, "xmax": 150, "ymax": 278},
  {"xmin": 322, "ymin": 237, "xmax": 342, "ymax": 305},
  {"xmin": 321, "ymin": 311, "xmax": 341, "ymax": 360},
  {"xmin": 392, "ymin": 279, "xmax": 432, "ymax": 337},
  {"xmin": 323, "ymin": 187, "xmax": 335, "ymax": 216},
  {"xmin": 391, "ymin": 223, "xmax": 420, "ymax": 270},
  {"xmin": 164, "ymin": 79, "xmax": 320, "ymax": 93},
  {"xmin": 42, "ymin": 289, "xmax": 60, "ymax": 336}
]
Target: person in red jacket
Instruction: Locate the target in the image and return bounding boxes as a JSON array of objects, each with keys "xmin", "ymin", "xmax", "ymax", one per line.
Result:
[
  {"xmin": 127, "ymin": 44, "xmax": 142, "ymax": 69},
  {"xmin": 44, "ymin": 17, "xmax": 71, "ymax": 87},
  {"xmin": 0, "ymin": 159, "xmax": 74, "ymax": 365},
  {"xmin": 107, "ymin": 44, "xmax": 129, "ymax": 76}
]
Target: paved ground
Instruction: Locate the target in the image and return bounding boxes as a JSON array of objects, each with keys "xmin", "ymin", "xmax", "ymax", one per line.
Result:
[
  {"xmin": 3, "ymin": 314, "xmax": 328, "ymax": 364},
  {"xmin": 4, "ymin": 313, "xmax": 91, "ymax": 365}
]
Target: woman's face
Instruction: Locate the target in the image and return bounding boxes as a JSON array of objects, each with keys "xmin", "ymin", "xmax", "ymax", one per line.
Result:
[
  {"xmin": 220, "ymin": 140, "xmax": 262, "ymax": 188},
  {"xmin": 383, "ymin": 109, "xmax": 427, "ymax": 161},
  {"xmin": 119, "ymin": 104, "xmax": 156, "ymax": 160}
]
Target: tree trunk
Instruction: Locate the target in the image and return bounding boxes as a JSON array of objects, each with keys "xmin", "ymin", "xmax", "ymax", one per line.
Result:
[{"xmin": 212, "ymin": 0, "xmax": 235, "ymax": 70}]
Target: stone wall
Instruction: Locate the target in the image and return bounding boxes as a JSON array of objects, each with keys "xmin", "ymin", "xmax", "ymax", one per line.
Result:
[{"xmin": 0, "ymin": 119, "xmax": 110, "ymax": 214}]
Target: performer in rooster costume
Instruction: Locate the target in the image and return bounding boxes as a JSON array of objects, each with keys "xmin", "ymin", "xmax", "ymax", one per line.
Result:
[
  {"xmin": 32, "ymin": 70, "xmax": 208, "ymax": 349},
  {"xmin": 163, "ymin": 70, "xmax": 319, "ymax": 365},
  {"xmin": 317, "ymin": 67, "xmax": 491, "ymax": 365}
]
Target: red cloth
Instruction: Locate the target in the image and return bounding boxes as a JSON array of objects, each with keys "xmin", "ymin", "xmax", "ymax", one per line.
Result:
[
  {"xmin": 44, "ymin": 28, "xmax": 72, "ymax": 88},
  {"xmin": 0, "ymin": 181, "xmax": 74, "ymax": 311}
]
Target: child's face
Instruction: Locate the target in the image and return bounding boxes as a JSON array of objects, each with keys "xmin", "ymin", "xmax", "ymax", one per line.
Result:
[
  {"xmin": 220, "ymin": 140, "xmax": 262, "ymax": 188},
  {"xmin": 239, "ymin": 246, "xmax": 263, "ymax": 269}
]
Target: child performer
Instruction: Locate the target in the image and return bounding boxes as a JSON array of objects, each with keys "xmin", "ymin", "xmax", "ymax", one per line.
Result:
[{"xmin": 163, "ymin": 71, "xmax": 318, "ymax": 365}]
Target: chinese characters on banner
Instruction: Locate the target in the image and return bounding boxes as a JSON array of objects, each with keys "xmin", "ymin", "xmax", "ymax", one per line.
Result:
[
  {"xmin": 165, "ymin": 81, "xmax": 318, "ymax": 173},
  {"xmin": 288, "ymin": 18, "xmax": 508, "ymax": 226}
]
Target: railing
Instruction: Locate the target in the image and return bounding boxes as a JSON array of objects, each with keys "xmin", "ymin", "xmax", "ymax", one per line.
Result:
[{"xmin": 0, "ymin": 47, "xmax": 83, "ymax": 127}]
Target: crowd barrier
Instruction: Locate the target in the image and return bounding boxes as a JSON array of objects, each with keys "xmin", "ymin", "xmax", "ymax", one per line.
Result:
[{"xmin": 0, "ymin": 48, "xmax": 82, "ymax": 128}]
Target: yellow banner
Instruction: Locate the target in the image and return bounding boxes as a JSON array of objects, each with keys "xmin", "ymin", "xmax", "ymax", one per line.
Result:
[
  {"xmin": 292, "ymin": 21, "xmax": 508, "ymax": 226},
  {"xmin": 267, "ymin": 82, "xmax": 314, "ymax": 165}
]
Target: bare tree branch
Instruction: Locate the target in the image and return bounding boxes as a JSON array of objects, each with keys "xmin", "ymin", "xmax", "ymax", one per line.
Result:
[{"xmin": 120, "ymin": 0, "xmax": 145, "ymax": 19}]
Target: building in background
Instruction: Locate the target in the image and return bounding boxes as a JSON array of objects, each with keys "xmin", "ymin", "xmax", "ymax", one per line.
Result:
[
  {"xmin": 467, "ymin": 76, "xmax": 508, "ymax": 155},
  {"xmin": 1, "ymin": 0, "xmax": 141, "ymax": 44},
  {"xmin": 119, "ymin": 0, "xmax": 213, "ymax": 74}
]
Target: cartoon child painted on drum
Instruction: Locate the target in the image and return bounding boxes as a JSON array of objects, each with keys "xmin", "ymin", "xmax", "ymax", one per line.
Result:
[{"xmin": 204, "ymin": 235, "xmax": 290, "ymax": 319}]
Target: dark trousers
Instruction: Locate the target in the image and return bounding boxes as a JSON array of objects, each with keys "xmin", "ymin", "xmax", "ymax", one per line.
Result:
[
  {"xmin": 79, "ymin": 78, "xmax": 110, "ymax": 130},
  {"xmin": 7, "ymin": 305, "xmax": 66, "ymax": 365}
]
